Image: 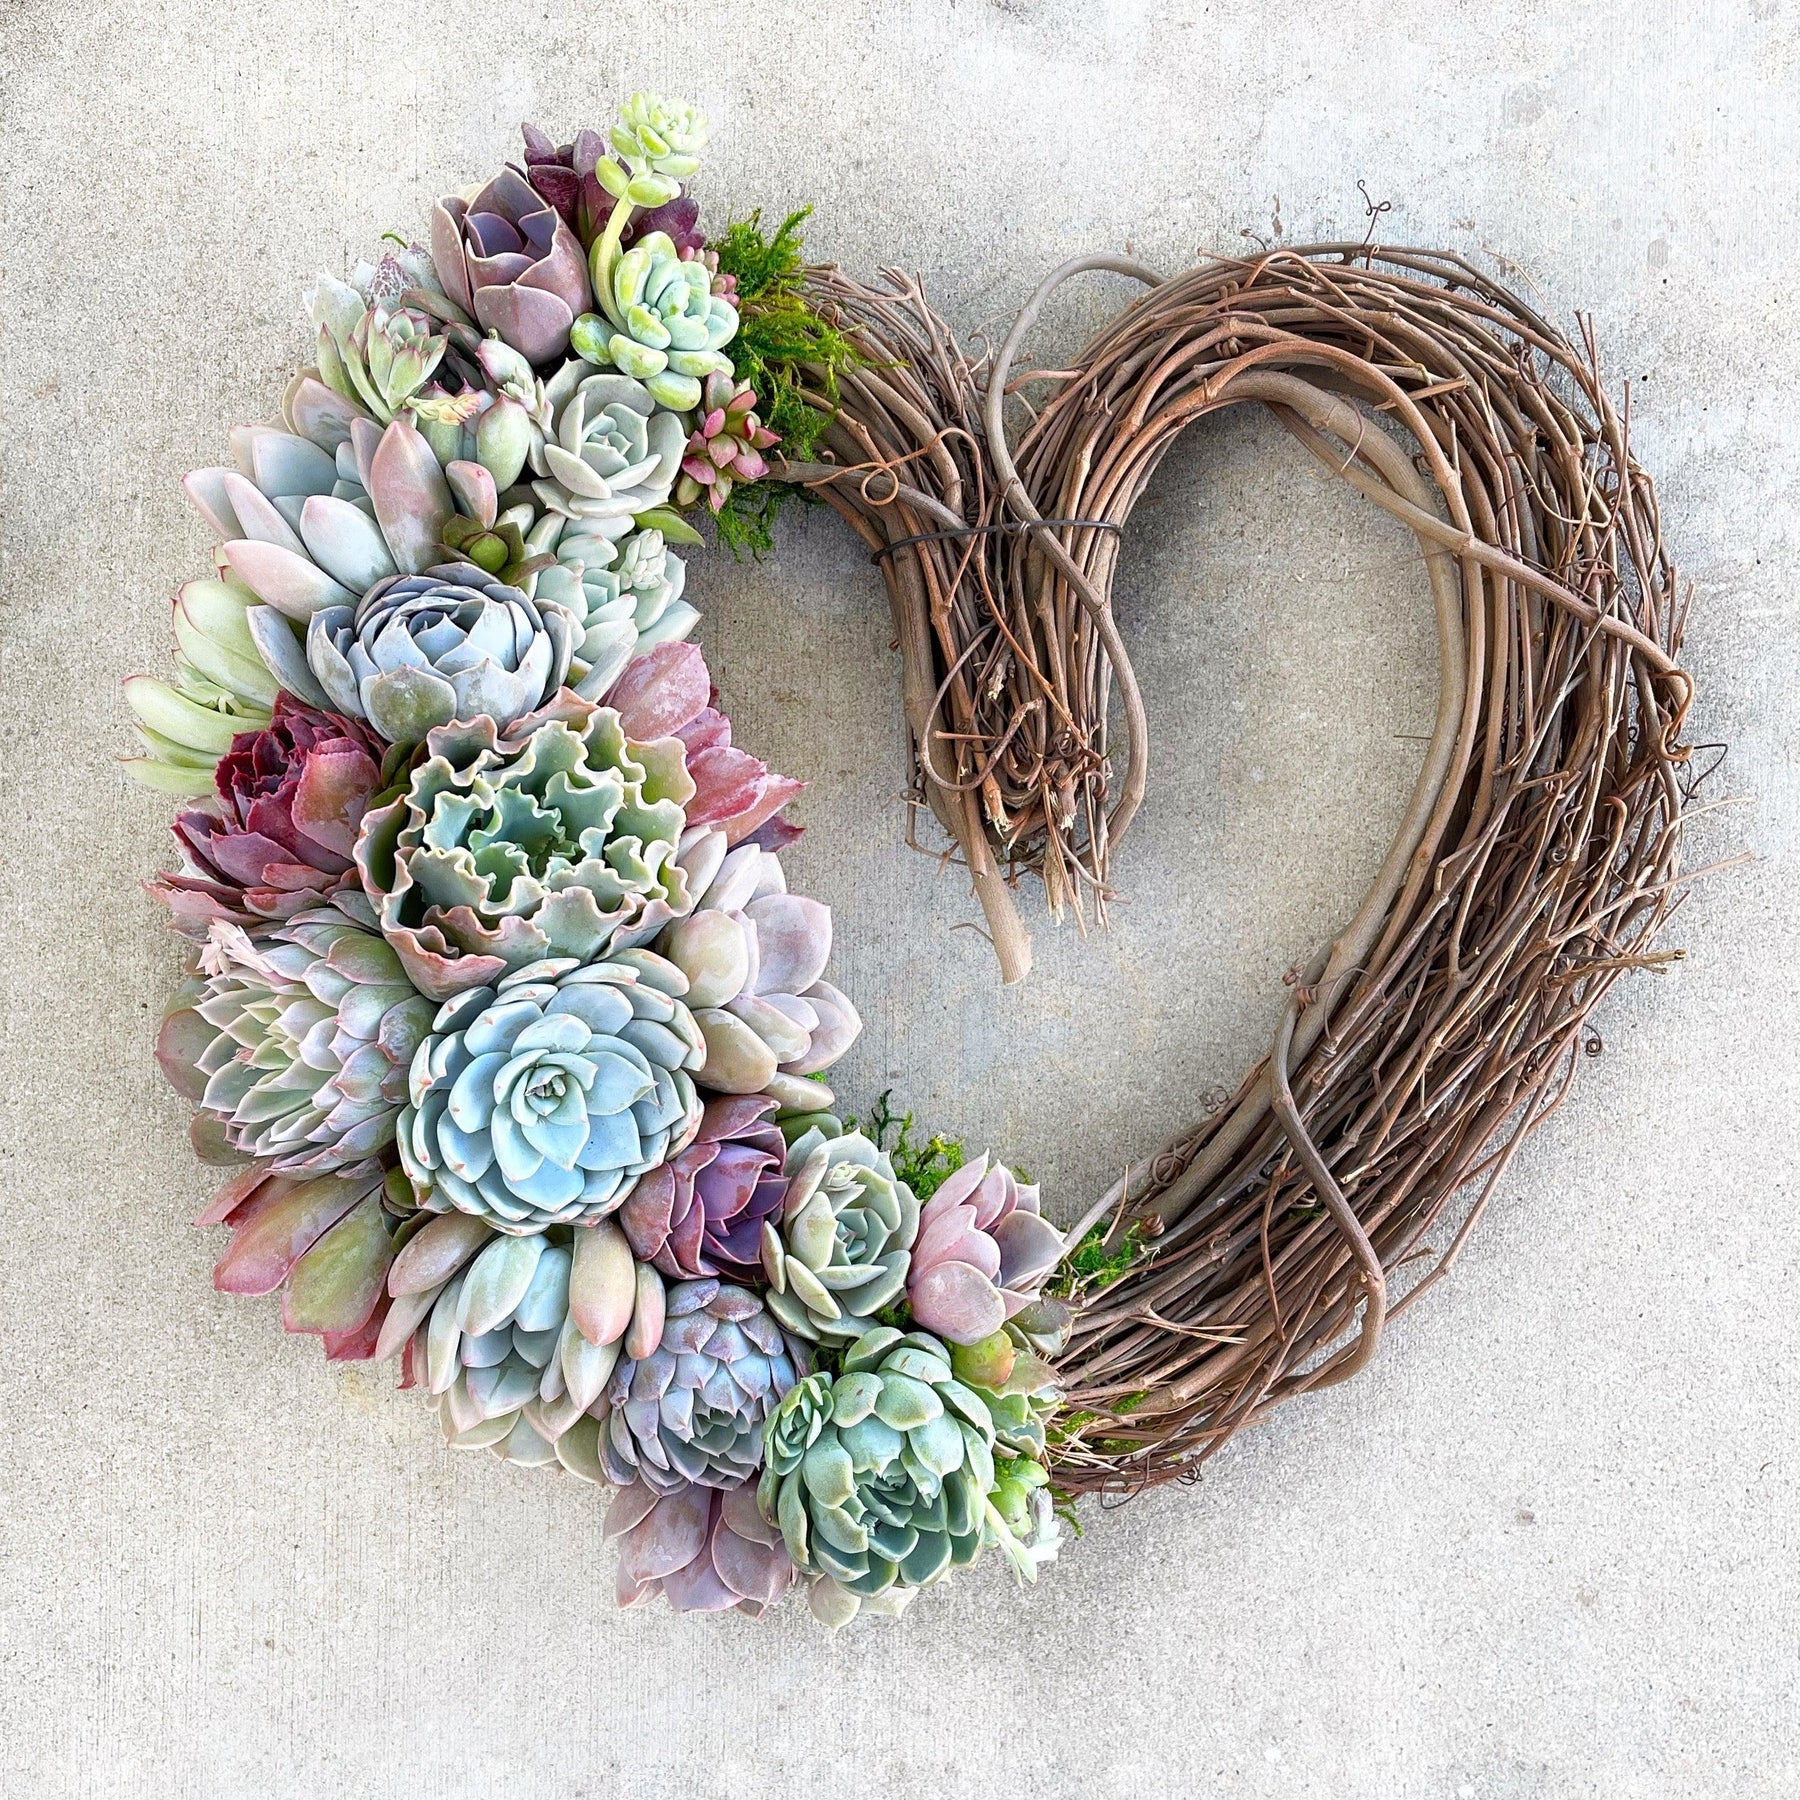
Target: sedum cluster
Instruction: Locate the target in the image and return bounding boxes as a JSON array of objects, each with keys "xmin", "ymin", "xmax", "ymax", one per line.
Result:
[{"xmin": 130, "ymin": 92, "xmax": 1070, "ymax": 1629}]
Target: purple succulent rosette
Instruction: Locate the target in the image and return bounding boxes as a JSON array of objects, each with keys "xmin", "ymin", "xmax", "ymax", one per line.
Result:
[
  {"xmin": 431, "ymin": 167, "xmax": 593, "ymax": 366},
  {"xmin": 124, "ymin": 88, "xmax": 1068, "ymax": 1630}
]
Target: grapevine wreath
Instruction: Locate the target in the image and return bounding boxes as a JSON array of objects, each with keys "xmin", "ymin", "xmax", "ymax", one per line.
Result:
[{"xmin": 126, "ymin": 96, "xmax": 1702, "ymax": 1624}]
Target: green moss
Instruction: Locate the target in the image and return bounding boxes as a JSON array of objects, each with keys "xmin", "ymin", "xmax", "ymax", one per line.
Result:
[
  {"xmin": 709, "ymin": 206, "xmax": 869, "ymax": 558},
  {"xmin": 1046, "ymin": 1220, "xmax": 1155, "ymax": 1300},
  {"xmin": 850, "ymin": 1089, "xmax": 968, "ymax": 1204}
]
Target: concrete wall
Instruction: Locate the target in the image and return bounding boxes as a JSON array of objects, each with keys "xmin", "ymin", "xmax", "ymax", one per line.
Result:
[{"xmin": 2, "ymin": 1, "xmax": 1795, "ymax": 1792}]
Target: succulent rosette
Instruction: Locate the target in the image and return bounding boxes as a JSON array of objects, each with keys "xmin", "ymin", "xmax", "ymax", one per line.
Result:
[
  {"xmin": 596, "ymin": 1277, "xmax": 803, "ymax": 1494},
  {"xmin": 658, "ymin": 841, "xmax": 862, "ymax": 1101},
  {"xmin": 619, "ymin": 1093, "xmax": 791, "ymax": 1280},
  {"xmin": 676, "ymin": 373, "xmax": 780, "ymax": 515},
  {"xmin": 758, "ymin": 1325, "xmax": 1058, "ymax": 1625},
  {"xmin": 906, "ymin": 1153, "xmax": 1065, "ymax": 1345},
  {"xmin": 535, "ymin": 523, "xmax": 697, "ymax": 702},
  {"xmin": 573, "ymin": 229, "xmax": 738, "ymax": 412},
  {"xmin": 398, "ymin": 951, "xmax": 705, "ymax": 1233},
  {"xmin": 306, "ymin": 561, "xmax": 579, "ymax": 745},
  {"xmin": 528, "ymin": 365, "xmax": 687, "ymax": 533},
  {"xmin": 158, "ymin": 911, "xmax": 435, "ymax": 1174},
  {"xmin": 761, "ymin": 1119, "xmax": 919, "ymax": 1343},
  {"xmin": 431, "ymin": 166, "xmax": 593, "ymax": 366},
  {"xmin": 355, "ymin": 691, "xmax": 702, "ymax": 1001},
  {"xmin": 606, "ymin": 1477, "xmax": 794, "ymax": 1616},
  {"xmin": 154, "ymin": 695, "xmax": 383, "ymax": 931}
]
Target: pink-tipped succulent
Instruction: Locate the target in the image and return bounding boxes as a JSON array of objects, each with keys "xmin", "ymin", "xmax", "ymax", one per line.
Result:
[
  {"xmin": 675, "ymin": 373, "xmax": 780, "ymax": 515},
  {"xmin": 905, "ymin": 1156, "xmax": 1066, "ymax": 1346}
]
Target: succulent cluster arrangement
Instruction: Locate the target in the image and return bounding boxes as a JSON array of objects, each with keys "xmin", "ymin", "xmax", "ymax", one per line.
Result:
[{"xmin": 128, "ymin": 96, "xmax": 1069, "ymax": 1628}]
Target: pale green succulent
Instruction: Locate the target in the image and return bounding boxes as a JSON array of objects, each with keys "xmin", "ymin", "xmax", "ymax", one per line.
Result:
[
  {"xmin": 309, "ymin": 267, "xmax": 447, "ymax": 426},
  {"xmin": 158, "ymin": 910, "xmax": 435, "ymax": 1173},
  {"xmin": 122, "ymin": 574, "xmax": 277, "ymax": 795},
  {"xmin": 535, "ymin": 524, "xmax": 698, "ymax": 700},
  {"xmin": 610, "ymin": 94, "xmax": 709, "ymax": 199},
  {"xmin": 760, "ymin": 1122, "xmax": 919, "ymax": 1344},
  {"xmin": 572, "ymin": 230, "xmax": 738, "ymax": 412},
  {"xmin": 758, "ymin": 1325, "xmax": 1062, "ymax": 1625},
  {"xmin": 529, "ymin": 366, "xmax": 687, "ymax": 529}
]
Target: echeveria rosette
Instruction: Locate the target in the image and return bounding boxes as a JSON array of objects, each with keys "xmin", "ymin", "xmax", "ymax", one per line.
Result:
[
  {"xmin": 606, "ymin": 1478, "xmax": 794, "ymax": 1617},
  {"xmin": 657, "ymin": 841, "xmax": 862, "ymax": 1105},
  {"xmin": 308, "ymin": 261, "xmax": 449, "ymax": 426},
  {"xmin": 397, "ymin": 952, "xmax": 705, "ymax": 1234},
  {"xmin": 760, "ymin": 1119, "xmax": 919, "ymax": 1343},
  {"xmin": 306, "ymin": 561, "xmax": 578, "ymax": 746},
  {"xmin": 374, "ymin": 1211, "xmax": 687, "ymax": 1469},
  {"xmin": 533, "ymin": 522, "xmax": 696, "ymax": 703},
  {"xmin": 355, "ymin": 691, "xmax": 701, "ymax": 1002},
  {"xmin": 153, "ymin": 695, "xmax": 383, "ymax": 933},
  {"xmin": 431, "ymin": 166, "xmax": 593, "ymax": 366},
  {"xmin": 619, "ymin": 1093, "xmax": 790, "ymax": 1281},
  {"xmin": 528, "ymin": 365, "xmax": 686, "ymax": 535},
  {"xmin": 157, "ymin": 912, "xmax": 434, "ymax": 1175},
  {"xmin": 676, "ymin": 373, "xmax": 780, "ymax": 516},
  {"xmin": 759, "ymin": 1326, "xmax": 1032, "ymax": 1626},
  {"xmin": 906, "ymin": 1154, "xmax": 1065, "ymax": 1345},
  {"xmin": 597, "ymin": 1277, "xmax": 804, "ymax": 1494},
  {"xmin": 572, "ymin": 228, "xmax": 738, "ymax": 413}
]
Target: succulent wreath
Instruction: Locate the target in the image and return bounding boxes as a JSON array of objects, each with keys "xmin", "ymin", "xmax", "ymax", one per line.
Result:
[{"xmin": 126, "ymin": 95, "xmax": 1702, "ymax": 1626}]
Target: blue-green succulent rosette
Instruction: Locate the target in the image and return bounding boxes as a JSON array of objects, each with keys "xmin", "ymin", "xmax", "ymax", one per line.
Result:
[{"xmin": 127, "ymin": 87, "xmax": 1072, "ymax": 1628}]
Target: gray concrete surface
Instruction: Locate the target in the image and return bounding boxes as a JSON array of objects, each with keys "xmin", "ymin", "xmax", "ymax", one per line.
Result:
[{"xmin": 2, "ymin": 2, "xmax": 1796, "ymax": 1794}]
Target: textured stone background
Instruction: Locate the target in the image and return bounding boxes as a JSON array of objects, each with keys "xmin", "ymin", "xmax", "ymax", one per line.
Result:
[{"xmin": 3, "ymin": 2, "xmax": 1796, "ymax": 1794}]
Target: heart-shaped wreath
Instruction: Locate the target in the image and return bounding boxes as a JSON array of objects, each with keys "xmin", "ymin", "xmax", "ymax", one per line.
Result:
[{"xmin": 126, "ymin": 96, "xmax": 1698, "ymax": 1627}]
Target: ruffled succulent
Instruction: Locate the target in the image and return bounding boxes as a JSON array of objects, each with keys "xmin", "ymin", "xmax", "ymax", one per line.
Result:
[
  {"xmin": 572, "ymin": 229, "xmax": 737, "ymax": 412},
  {"xmin": 397, "ymin": 952, "xmax": 705, "ymax": 1233},
  {"xmin": 305, "ymin": 560, "xmax": 577, "ymax": 745},
  {"xmin": 122, "ymin": 575, "xmax": 277, "ymax": 795},
  {"xmin": 198, "ymin": 1160, "xmax": 405, "ymax": 1356},
  {"xmin": 154, "ymin": 695, "xmax": 383, "ymax": 932},
  {"xmin": 431, "ymin": 166, "xmax": 593, "ymax": 366},
  {"xmin": 760, "ymin": 1119, "xmax": 919, "ymax": 1343},
  {"xmin": 676, "ymin": 373, "xmax": 780, "ymax": 515},
  {"xmin": 620, "ymin": 1094, "xmax": 791, "ymax": 1281},
  {"xmin": 658, "ymin": 841, "xmax": 862, "ymax": 1101},
  {"xmin": 534, "ymin": 523, "xmax": 697, "ymax": 702},
  {"xmin": 757, "ymin": 1327, "xmax": 1000, "ymax": 1618},
  {"xmin": 906, "ymin": 1154, "xmax": 1065, "ymax": 1346},
  {"xmin": 528, "ymin": 365, "xmax": 686, "ymax": 531},
  {"xmin": 308, "ymin": 262, "xmax": 448, "ymax": 426},
  {"xmin": 157, "ymin": 912, "xmax": 434, "ymax": 1174},
  {"xmin": 596, "ymin": 1278, "xmax": 803, "ymax": 1494},
  {"xmin": 606, "ymin": 1478, "xmax": 794, "ymax": 1616},
  {"xmin": 355, "ymin": 692, "xmax": 702, "ymax": 1001}
]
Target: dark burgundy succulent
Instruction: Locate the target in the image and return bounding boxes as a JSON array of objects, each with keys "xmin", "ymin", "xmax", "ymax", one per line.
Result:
[
  {"xmin": 517, "ymin": 123, "xmax": 705, "ymax": 256},
  {"xmin": 619, "ymin": 1095, "xmax": 789, "ymax": 1280},
  {"xmin": 153, "ymin": 695, "xmax": 383, "ymax": 933}
]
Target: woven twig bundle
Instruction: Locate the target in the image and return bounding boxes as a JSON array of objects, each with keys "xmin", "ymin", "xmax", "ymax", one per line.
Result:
[{"xmin": 777, "ymin": 245, "xmax": 1699, "ymax": 1494}]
